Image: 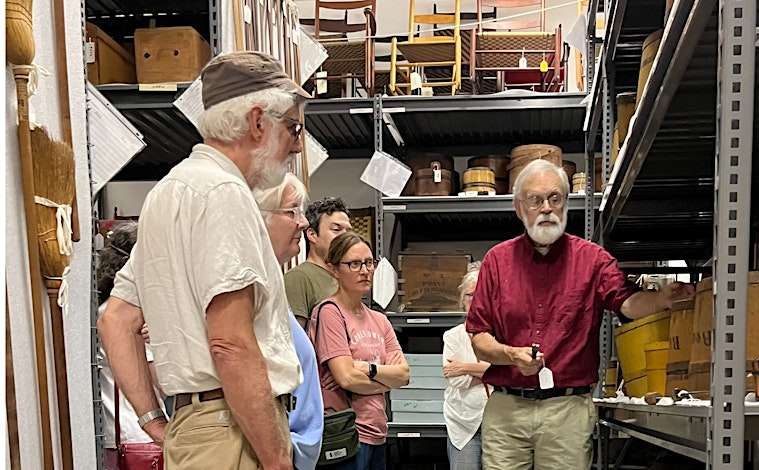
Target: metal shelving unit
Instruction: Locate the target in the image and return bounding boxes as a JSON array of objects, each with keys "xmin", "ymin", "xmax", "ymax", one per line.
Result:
[{"xmin": 585, "ymin": 0, "xmax": 757, "ymax": 466}]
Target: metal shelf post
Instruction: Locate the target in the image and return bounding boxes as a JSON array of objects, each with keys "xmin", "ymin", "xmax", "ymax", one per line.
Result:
[
  {"xmin": 373, "ymin": 95, "xmax": 384, "ymax": 259},
  {"xmin": 708, "ymin": 0, "xmax": 755, "ymax": 466}
]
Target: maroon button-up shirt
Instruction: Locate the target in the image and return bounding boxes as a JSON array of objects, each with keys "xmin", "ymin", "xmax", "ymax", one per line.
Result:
[{"xmin": 466, "ymin": 233, "xmax": 637, "ymax": 388}]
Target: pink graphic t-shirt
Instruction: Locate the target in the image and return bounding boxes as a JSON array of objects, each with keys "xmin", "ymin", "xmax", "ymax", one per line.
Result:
[{"xmin": 309, "ymin": 298, "xmax": 402, "ymax": 445}]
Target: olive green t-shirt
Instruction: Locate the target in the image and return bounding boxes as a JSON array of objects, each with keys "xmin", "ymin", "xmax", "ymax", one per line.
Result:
[{"xmin": 284, "ymin": 261, "xmax": 338, "ymax": 325}]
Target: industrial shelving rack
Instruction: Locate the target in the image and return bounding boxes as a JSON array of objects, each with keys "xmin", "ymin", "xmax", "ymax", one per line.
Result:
[{"xmin": 584, "ymin": 0, "xmax": 757, "ymax": 466}]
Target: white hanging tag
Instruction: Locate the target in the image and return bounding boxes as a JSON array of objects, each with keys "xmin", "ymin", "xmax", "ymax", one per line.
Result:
[
  {"xmin": 539, "ymin": 366, "xmax": 554, "ymax": 389},
  {"xmin": 519, "ymin": 54, "xmax": 528, "ymax": 69},
  {"xmin": 243, "ymin": 4, "xmax": 252, "ymax": 24},
  {"xmin": 410, "ymin": 72, "xmax": 422, "ymax": 91},
  {"xmin": 85, "ymin": 41, "xmax": 96, "ymax": 64},
  {"xmin": 316, "ymin": 70, "xmax": 328, "ymax": 95},
  {"xmin": 433, "ymin": 169, "xmax": 442, "ymax": 183}
]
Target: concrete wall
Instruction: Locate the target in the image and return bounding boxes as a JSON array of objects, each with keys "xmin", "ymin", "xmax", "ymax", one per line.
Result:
[{"xmin": 5, "ymin": 0, "xmax": 96, "ymax": 468}]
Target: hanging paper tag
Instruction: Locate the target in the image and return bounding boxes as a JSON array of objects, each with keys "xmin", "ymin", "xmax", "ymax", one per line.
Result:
[
  {"xmin": 316, "ymin": 70, "xmax": 328, "ymax": 95},
  {"xmin": 433, "ymin": 169, "xmax": 442, "ymax": 183},
  {"xmin": 519, "ymin": 55, "xmax": 528, "ymax": 69},
  {"xmin": 410, "ymin": 72, "xmax": 422, "ymax": 91},
  {"xmin": 85, "ymin": 41, "xmax": 96, "ymax": 64},
  {"xmin": 244, "ymin": 4, "xmax": 252, "ymax": 23},
  {"xmin": 540, "ymin": 60, "xmax": 549, "ymax": 73},
  {"xmin": 539, "ymin": 366, "xmax": 554, "ymax": 389}
]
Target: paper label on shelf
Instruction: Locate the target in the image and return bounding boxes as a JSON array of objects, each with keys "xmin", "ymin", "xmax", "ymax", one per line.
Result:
[
  {"xmin": 360, "ymin": 150, "xmax": 412, "ymax": 198},
  {"xmin": 397, "ymin": 433, "xmax": 421, "ymax": 438},
  {"xmin": 304, "ymin": 131, "xmax": 329, "ymax": 176},
  {"xmin": 372, "ymin": 258, "xmax": 396, "ymax": 309},
  {"xmin": 406, "ymin": 318, "xmax": 431, "ymax": 324},
  {"xmin": 173, "ymin": 78, "xmax": 204, "ymax": 130},
  {"xmin": 244, "ymin": 4, "xmax": 252, "ymax": 23},
  {"xmin": 433, "ymin": 169, "xmax": 442, "ymax": 183},
  {"xmin": 410, "ymin": 72, "xmax": 422, "ymax": 90},
  {"xmin": 383, "ymin": 205, "xmax": 407, "ymax": 211},
  {"xmin": 299, "ymin": 27, "xmax": 328, "ymax": 86},
  {"xmin": 315, "ymin": 70, "xmax": 328, "ymax": 95},
  {"xmin": 138, "ymin": 83, "xmax": 178, "ymax": 92},
  {"xmin": 86, "ymin": 83, "xmax": 146, "ymax": 196},
  {"xmin": 85, "ymin": 41, "xmax": 96, "ymax": 63}
]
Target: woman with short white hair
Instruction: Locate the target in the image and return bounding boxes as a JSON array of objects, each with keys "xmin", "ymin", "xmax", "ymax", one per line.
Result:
[{"xmin": 443, "ymin": 262, "xmax": 490, "ymax": 470}]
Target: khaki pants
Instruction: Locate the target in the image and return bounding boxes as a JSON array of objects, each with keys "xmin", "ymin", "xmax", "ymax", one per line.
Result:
[
  {"xmin": 163, "ymin": 395, "xmax": 291, "ymax": 469},
  {"xmin": 481, "ymin": 392, "xmax": 596, "ymax": 470}
]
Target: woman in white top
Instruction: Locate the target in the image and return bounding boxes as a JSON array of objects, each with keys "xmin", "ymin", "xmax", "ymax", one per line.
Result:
[
  {"xmin": 443, "ymin": 262, "xmax": 490, "ymax": 470},
  {"xmin": 96, "ymin": 222, "xmax": 165, "ymax": 470}
]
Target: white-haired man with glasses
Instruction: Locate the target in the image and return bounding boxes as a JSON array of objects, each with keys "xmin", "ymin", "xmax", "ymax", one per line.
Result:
[
  {"xmin": 466, "ymin": 159, "xmax": 695, "ymax": 470},
  {"xmin": 98, "ymin": 51, "xmax": 310, "ymax": 470}
]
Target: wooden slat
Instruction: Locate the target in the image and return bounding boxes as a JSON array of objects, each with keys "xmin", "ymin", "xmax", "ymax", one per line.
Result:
[
  {"xmin": 414, "ymin": 14, "xmax": 455, "ymax": 25},
  {"xmin": 483, "ymin": 18, "xmax": 542, "ymax": 31},
  {"xmin": 318, "ymin": 0, "xmax": 374, "ymax": 10},
  {"xmin": 317, "ymin": 19, "xmax": 368, "ymax": 34}
]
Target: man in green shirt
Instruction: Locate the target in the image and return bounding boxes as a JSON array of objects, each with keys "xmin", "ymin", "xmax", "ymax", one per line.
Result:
[{"xmin": 285, "ymin": 197, "xmax": 352, "ymax": 328}]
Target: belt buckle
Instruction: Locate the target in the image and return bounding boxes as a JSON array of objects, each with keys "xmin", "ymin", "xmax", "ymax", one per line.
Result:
[{"xmin": 280, "ymin": 394, "xmax": 297, "ymax": 412}]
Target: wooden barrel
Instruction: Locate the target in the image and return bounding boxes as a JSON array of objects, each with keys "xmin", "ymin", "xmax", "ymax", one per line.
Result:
[
  {"xmin": 562, "ymin": 161, "xmax": 577, "ymax": 180},
  {"xmin": 636, "ymin": 30, "xmax": 663, "ymax": 106},
  {"xmin": 463, "ymin": 167, "xmax": 496, "ymax": 194},
  {"xmin": 414, "ymin": 161, "xmax": 453, "ymax": 196},
  {"xmin": 616, "ymin": 92, "xmax": 636, "ymax": 144},
  {"xmin": 666, "ymin": 299, "xmax": 695, "ymax": 395},
  {"xmin": 468, "ymin": 155, "xmax": 510, "ymax": 194},
  {"xmin": 572, "ymin": 172, "xmax": 586, "ymax": 193},
  {"xmin": 612, "ymin": 124, "xmax": 620, "ymax": 165},
  {"xmin": 688, "ymin": 273, "xmax": 759, "ymax": 398},
  {"xmin": 508, "ymin": 144, "xmax": 562, "ymax": 192},
  {"xmin": 403, "ymin": 152, "xmax": 454, "ymax": 196}
]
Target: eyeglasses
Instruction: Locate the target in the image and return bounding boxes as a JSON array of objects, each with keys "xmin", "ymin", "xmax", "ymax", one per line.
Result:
[
  {"xmin": 268, "ymin": 111, "xmax": 303, "ymax": 140},
  {"xmin": 263, "ymin": 206, "xmax": 305, "ymax": 221},
  {"xmin": 340, "ymin": 259, "xmax": 379, "ymax": 272},
  {"xmin": 520, "ymin": 192, "xmax": 566, "ymax": 211}
]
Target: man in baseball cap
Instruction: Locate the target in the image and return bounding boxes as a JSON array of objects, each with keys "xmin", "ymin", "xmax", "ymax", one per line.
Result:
[{"xmin": 99, "ymin": 51, "xmax": 310, "ymax": 470}]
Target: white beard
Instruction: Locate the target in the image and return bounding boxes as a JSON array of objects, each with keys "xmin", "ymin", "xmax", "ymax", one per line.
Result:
[
  {"xmin": 526, "ymin": 210, "xmax": 567, "ymax": 246},
  {"xmin": 247, "ymin": 137, "xmax": 290, "ymax": 190}
]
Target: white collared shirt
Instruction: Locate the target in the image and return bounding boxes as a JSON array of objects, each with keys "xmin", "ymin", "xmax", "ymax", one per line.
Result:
[
  {"xmin": 443, "ymin": 324, "xmax": 491, "ymax": 450},
  {"xmin": 111, "ymin": 144, "xmax": 301, "ymax": 396}
]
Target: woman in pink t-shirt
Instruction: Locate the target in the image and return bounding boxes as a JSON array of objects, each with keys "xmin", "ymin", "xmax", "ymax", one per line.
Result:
[{"xmin": 309, "ymin": 232, "xmax": 410, "ymax": 470}]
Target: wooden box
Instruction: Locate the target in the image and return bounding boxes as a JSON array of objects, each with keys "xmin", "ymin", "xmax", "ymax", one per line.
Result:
[
  {"xmin": 134, "ymin": 27, "xmax": 211, "ymax": 83},
  {"xmin": 85, "ymin": 22, "xmax": 136, "ymax": 85},
  {"xmin": 397, "ymin": 253, "xmax": 471, "ymax": 312}
]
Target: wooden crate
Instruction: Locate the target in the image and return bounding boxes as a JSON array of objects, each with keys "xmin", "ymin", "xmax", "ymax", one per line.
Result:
[
  {"xmin": 85, "ymin": 22, "xmax": 136, "ymax": 85},
  {"xmin": 134, "ymin": 26, "xmax": 211, "ymax": 83},
  {"xmin": 397, "ymin": 253, "xmax": 471, "ymax": 312}
]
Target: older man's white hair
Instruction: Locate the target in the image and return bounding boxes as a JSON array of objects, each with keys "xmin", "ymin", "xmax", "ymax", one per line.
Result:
[
  {"xmin": 512, "ymin": 158, "xmax": 570, "ymax": 198},
  {"xmin": 253, "ymin": 172, "xmax": 309, "ymax": 219},
  {"xmin": 197, "ymin": 88, "xmax": 298, "ymax": 143}
]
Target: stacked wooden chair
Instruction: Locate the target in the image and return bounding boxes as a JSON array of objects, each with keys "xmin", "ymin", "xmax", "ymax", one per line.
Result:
[
  {"xmin": 469, "ymin": 0, "xmax": 567, "ymax": 93},
  {"xmin": 389, "ymin": 0, "xmax": 462, "ymax": 96}
]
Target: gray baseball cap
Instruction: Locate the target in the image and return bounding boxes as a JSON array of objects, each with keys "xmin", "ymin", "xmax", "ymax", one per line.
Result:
[{"xmin": 200, "ymin": 51, "xmax": 310, "ymax": 109}]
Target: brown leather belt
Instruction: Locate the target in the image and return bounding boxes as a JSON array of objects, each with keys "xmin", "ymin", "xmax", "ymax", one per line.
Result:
[
  {"xmin": 173, "ymin": 389, "xmax": 296, "ymax": 413},
  {"xmin": 174, "ymin": 388, "xmax": 225, "ymax": 412}
]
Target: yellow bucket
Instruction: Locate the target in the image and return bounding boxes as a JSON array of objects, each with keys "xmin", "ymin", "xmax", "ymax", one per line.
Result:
[
  {"xmin": 615, "ymin": 311, "xmax": 671, "ymax": 387},
  {"xmin": 645, "ymin": 341, "xmax": 669, "ymax": 395},
  {"xmin": 625, "ymin": 376, "xmax": 648, "ymax": 397}
]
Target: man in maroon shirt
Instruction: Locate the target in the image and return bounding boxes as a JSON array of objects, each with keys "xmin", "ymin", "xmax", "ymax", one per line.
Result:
[{"xmin": 466, "ymin": 159, "xmax": 694, "ymax": 470}]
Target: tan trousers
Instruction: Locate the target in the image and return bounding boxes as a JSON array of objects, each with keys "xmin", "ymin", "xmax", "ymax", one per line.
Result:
[
  {"xmin": 481, "ymin": 392, "xmax": 596, "ymax": 470},
  {"xmin": 163, "ymin": 395, "xmax": 291, "ymax": 470}
]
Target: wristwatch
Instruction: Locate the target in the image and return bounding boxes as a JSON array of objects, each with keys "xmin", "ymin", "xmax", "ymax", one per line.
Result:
[
  {"xmin": 137, "ymin": 409, "xmax": 167, "ymax": 429},
  {"xmin": 368, "ymin": 363, "xmax": 378, "ymax": 379}
]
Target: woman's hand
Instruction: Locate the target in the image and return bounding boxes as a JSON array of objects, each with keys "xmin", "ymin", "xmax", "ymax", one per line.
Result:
[{"xmin": 443, "ymin": 359, "xmax": 468, "ymax": 378}]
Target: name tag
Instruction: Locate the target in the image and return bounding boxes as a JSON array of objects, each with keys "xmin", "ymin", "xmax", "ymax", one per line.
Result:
[{"xmin": 325, "ymin": 448, "xmax": 348, "ymax": 460}]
